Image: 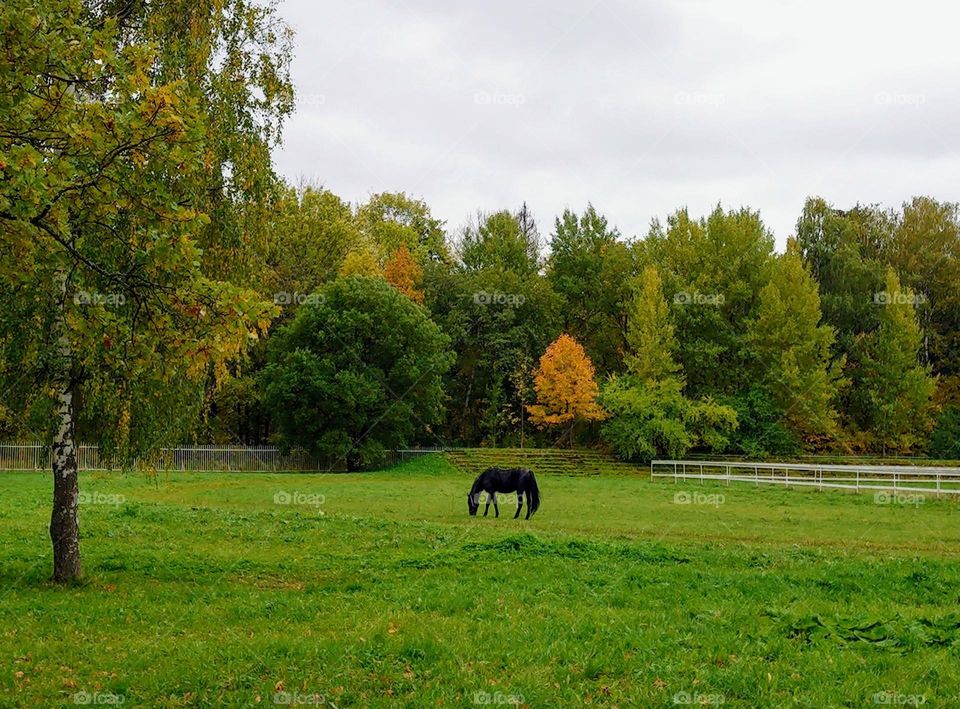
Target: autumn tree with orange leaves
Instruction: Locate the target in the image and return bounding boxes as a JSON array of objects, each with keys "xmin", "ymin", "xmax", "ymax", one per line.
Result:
[
  {"xmin": 527, "ymin": 334, "xmax": 606, "ymax": 446},
  {"xmin": 384, "ymin": 245, "xmax": 425, "ymax": 303}
]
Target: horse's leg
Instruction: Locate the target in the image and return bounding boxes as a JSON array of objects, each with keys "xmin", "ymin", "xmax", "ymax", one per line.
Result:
[
  {"xmin": 514, "ymin": 491, "xmax": 523, "ymax": 519},
  {"xmin": 492, "ymin": 492, "xmax": 499, "ymax": 518},
  {"xmin": 483, "ymin": 491, "xmax": 491, "ymax": 517}
]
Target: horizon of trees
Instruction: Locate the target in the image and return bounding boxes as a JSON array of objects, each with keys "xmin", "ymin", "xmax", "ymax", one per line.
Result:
[
  {"xmin": 6, "ymin": 179, "xmax": 959, "ymax": 464},
  {"xmin": 209, "ymin": 190, "xmax": 958, "ymax": 465}
]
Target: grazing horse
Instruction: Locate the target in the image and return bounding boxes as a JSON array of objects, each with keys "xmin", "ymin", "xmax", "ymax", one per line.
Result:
[{"xmin": 467, "ymin": 467, "xmax": 540, "ymax": 519}]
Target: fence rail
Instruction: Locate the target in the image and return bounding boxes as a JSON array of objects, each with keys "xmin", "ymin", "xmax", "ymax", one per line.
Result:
[
  {"xmin": 0, "ymin": 443, "xmax": 450, "ymax": 473},
  {"xmin": 651, "ymin": 459, "xmax": 960, "ymax": 497}
]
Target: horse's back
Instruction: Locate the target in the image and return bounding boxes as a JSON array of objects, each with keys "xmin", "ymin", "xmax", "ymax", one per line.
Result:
[{"xmin": 480, "ymin": 466, "xmax": 531, "ymax": 492}]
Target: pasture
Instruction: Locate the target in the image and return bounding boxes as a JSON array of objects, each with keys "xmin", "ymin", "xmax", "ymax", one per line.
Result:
[{"xmin": 2, "ymin": 455, "xmax": 959, "ymax": 707}]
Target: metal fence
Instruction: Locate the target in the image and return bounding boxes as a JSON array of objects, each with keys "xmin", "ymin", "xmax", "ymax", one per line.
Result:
[
  {"xmin": 651, "ymin": 459, "xmax": 960, "ymax": 497},
  {"xmin": 0, "ymin": 442, "xmax": 449, "ymax": 472}
]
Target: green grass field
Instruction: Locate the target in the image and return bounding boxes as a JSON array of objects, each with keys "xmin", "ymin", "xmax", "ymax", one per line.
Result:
[{"xmin": 2, "ymin": 455, "xmax": 959, "ymax": 707}]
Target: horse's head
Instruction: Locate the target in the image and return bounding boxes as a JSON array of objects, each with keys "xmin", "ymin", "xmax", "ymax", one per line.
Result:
[{"xmin": 467, "ymin": 492, "xmax": 479, "ymax": 516}]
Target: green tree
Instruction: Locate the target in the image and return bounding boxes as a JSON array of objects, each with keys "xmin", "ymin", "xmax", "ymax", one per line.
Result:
[
  {"xmin": 884, "ymin": 197, "xmax": 960, "ymax": 399},
  {"xmin": 928, "ymin": 405, "xmax": 960, "ymax": 459},
  {"xmin": 600, "ymin": 261, "xmax": 737, "ymax": 462},
  {"xmin": 459, "ymin": 209, "xmax": 540, "ymax": 275},
  {"xmin": 548, "ymin": 205, "xmax": 633, "ymax": 373},
  {"xmin": 624, "ymin": 266, "xmax": 680, "ymax": 382},
  {"xmin": 260, "ymin": 277, "xmax": 452, "ymax": 470},
  {"xmin": 794, "ymin": 198, "xmax": 890, "ymax": 432},
  {"xmin": 600, "ymin": 377, "xmax": 737, "ymax": 463},
  {"xmin": 94, "ymin": 0, "xmax": 295, "ymax": 286},
  {"xmin": 860, "ymin": 269, "xmax": 937, "ymax": 453},
  {"xmin": 266, "ymin": 185, "xmax": 360, "ymax": 312},
  {"xmin": 423, "ymin": 265, "xmax": 562, "ymax": 445},
  {"xmin": 748, "ymin": 244, "xmax": 844, "ymax": 442},
  {"xmin": 356, "ymin": 192, "xmax": 448, "ymax": 264},
  {"xmin": 795, "ymin": 199, "xmax": 890, "ymax": 348},
  {"xmin": 339, "ymin": 248, "xmax": 383, "ymax": 278},
  {"xmin": 0, "ymin": 0, "xmax": 290, "ymax": 581},
  {"xmin": 428, "ymin": 207, "xmax": 558, "ymax": 445},
  {"xmin": 719, "ymin": 387, "xmax": 801, "ymax": 458},
  {"xmin": 642, "ymin": 205, "xmax": 775, "ymax": 397}
]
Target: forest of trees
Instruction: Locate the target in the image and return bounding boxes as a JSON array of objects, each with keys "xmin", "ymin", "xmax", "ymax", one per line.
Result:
[
  {"xmin": 236, "ymin": 191, "xmax": 957, "ymax": 466},
  {"xmin": 6, "ymin": 174, "xmax": 960, "ymax": 467}
]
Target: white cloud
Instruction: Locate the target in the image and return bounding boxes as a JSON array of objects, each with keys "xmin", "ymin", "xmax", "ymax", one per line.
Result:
[{"xmin": 274, "ymin": 0, "xmax": 960, "ymax": 248}]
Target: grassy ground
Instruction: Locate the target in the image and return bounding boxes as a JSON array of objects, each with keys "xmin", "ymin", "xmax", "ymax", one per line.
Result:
[{"xmin": 2, "ymin": 455, "xmax": 959, "ymax": 707}]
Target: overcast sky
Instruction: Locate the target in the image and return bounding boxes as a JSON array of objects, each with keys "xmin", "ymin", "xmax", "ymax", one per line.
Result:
[{"xmin": 273, "ymin": 0, "xmax": 960, "ymax": 250}]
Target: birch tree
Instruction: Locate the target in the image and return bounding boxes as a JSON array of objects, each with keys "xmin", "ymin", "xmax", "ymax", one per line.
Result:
[{"xmin": 0, "ymin": 0, "xmax": 291, "ymax": 581}]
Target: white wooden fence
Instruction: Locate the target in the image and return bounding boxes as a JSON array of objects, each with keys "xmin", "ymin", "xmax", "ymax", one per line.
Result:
[{"xmin": 651, "ymin": 459, "xmax": 960, "ymax": 497}]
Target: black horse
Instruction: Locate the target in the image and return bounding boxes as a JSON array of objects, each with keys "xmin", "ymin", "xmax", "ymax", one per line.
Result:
[{"xmin": 467, "ymin": 467, "xmax": 540, "ymax": 519}]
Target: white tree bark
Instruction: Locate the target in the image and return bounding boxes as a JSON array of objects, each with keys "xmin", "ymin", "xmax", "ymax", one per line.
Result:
[{"xmin": 50, "ymin": 269, "xmax": 81, "ymax": 582}]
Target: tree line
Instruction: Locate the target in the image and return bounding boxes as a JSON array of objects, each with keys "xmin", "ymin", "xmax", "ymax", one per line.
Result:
[
  {"xmin": 239, "ymin": 192, "xmax": 957, "ymax": 466},
  {"xmin": 8, "ymin": 173, "xmax": 959, "ymax": 468}
]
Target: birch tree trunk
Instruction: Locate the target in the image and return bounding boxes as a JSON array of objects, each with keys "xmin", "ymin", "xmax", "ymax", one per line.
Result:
[{"xmin": 50, "ymin": 270, "xmax": 81, "ymax": 582}]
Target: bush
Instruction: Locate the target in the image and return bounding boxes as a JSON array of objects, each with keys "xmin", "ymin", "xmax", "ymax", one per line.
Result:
[
  {"xmin": 928, "ymin": 405, "xmax": 960, "ymax": 460},
  {"xmin": 600, "ymin": 376, "xmax": 737, "ymax": 463},
  {"xmin": 260, "ymin": 276, "xmax": 453, "ymax": 469},
  {"xmin": 720, "ymin": 387, "xmax": 801, "ymax": 458}
]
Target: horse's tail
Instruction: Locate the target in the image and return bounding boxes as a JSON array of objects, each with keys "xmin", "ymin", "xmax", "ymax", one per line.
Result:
[{"xmin": 526, "ymin": 470, "xmax": 540, "ymax": 517}]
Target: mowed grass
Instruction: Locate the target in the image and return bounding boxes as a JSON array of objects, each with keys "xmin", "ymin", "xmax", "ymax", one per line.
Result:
[{"xmin": 2, "ymin": 456, "xmax": 960, "ymax": 707}]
